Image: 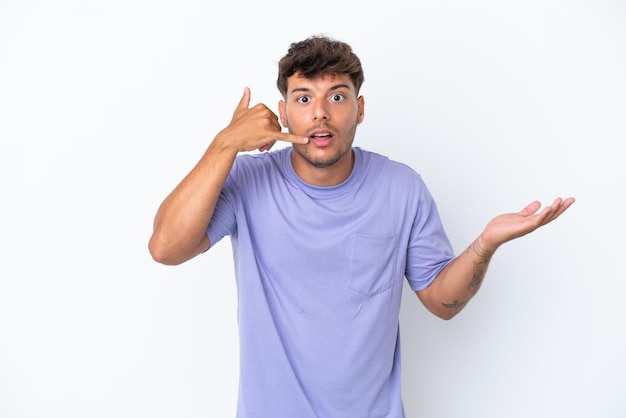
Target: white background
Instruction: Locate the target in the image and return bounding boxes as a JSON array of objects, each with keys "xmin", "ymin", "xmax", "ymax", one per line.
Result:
[{"xmin": 1, "ymin": 0, "xmax": 625, "ymax": 417}]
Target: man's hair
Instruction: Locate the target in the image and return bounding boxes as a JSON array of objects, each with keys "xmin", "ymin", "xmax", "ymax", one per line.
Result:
[{"xmin": 277, "ymin": 35, "xmax": 365, "ymax": 98}]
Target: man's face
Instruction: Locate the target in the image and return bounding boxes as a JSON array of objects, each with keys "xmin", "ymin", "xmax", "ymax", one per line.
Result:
[{"xmin": 279, "ymin": 72, "xmax": 364, "ymax": 180}]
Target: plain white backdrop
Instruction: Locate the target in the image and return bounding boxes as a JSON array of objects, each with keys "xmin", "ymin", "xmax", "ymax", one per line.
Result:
[{"xmin": 1, "ymin": 0, "xmax": 624, "ymax": 417}]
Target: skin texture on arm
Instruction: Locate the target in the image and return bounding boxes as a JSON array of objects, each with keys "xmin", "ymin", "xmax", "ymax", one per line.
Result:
[
  {"xmin": 417, "ymin": 197, "xmax": 575, "ymax": 320},
  {"xmin": 148, "ymin": 87, "xmax": 308, "ymax": 265}
]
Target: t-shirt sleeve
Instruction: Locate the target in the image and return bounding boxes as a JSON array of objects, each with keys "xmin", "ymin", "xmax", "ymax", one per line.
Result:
[{"xmin": 404, "ymin": 181, "xmax": 455, "ymax": 291}]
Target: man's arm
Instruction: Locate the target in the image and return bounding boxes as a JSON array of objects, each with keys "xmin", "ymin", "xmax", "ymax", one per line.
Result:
[
  {"xmin": 148, "ymin": 88, "xmax": 308, "ymax": 265},
  {"xmin": 417, "ymin": 197, "xmax": 575, "ymax": 320}
]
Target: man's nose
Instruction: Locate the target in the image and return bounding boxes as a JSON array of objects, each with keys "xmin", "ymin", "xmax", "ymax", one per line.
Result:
[{"xmin": 312, "ymin": 101, "xmax": 329, "ymax": 121}]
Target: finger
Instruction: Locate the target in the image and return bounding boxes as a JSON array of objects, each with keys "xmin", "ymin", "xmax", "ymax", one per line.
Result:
[
  {"xmin": 544, "ymin": 197, "xmax": 576, "ymax": 223},
  {"xmin": 546, "ymin": 197, "xmax": 563, "ymax": 213},
  {"xmin": 521, "ymin": 200, "xmax": 542, "ymax": 216},
  {"xmin": 273, "ymin": 131, "xmax": 309, "ymax": 144},
  {"xmin": 559, "ymin": 197, "xmax": 576, "ymax": 210},
  {"xmin": 537, "ymin": 202, "xmax": 558, "ymax": 225},
  {"xmin": 236, "ymin": 87, "xmax": 251, "ymax": 111}
]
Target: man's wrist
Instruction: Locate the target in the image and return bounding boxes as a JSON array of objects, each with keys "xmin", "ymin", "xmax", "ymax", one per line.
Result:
[{"xmin": 474, "ymin": 234, "xmax": 496, "ymax": 258}]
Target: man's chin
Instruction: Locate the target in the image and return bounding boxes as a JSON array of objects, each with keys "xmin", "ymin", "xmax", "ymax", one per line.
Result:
[{"xmin": 293, "ymin": 146, "xmax": 351, "ymax": 169}]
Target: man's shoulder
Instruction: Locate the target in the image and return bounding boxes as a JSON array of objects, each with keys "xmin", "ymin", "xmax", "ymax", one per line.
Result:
[
  {"xmin": 235, "ymin": 147, "xmax": 288, "ymax": 163},
  {"xmin": 357, "ymin": 148, "xmax": 422, "ymax": 180},
  {"xmin": 232, "ymin": 148, "xmax": 287, "ymax": 175}
]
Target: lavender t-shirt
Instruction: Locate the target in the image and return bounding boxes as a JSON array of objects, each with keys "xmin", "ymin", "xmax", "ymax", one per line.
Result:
[{"xmin": 207, "ymin": 147, "xmax": 454, "ymax": 418}]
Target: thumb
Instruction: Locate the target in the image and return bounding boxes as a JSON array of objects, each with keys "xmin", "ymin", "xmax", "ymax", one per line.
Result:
[
  {"xmin": 236, "ymin": 86, "xmax": 251, "ymax": 111},
  {"xmin": 521, "ymin": 200, "xmax": 542, "ymax": 216}
]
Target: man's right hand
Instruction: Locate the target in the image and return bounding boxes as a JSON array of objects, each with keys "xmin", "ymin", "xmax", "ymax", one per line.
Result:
[{"xmin": 214, "ymin": 87, "xmax": 308, "ymax": 153}]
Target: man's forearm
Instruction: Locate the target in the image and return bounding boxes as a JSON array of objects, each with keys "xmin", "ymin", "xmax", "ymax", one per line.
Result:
[{"xmin": 417, "ymin": 235, "xmax": 495, "ymax": 320}]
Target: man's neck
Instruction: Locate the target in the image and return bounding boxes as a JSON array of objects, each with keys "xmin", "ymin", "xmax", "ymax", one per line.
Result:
[{"xmin": 290, "ymin": 149, "xmax": 355, "ymax": 187}]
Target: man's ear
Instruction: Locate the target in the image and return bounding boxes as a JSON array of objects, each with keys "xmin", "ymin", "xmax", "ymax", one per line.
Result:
[
  {"xmin": 357, "ymin": 95, "xmax": 365, "ymax": 125},
  {"xmin": 278, "ymin": 100, "xmax": 288, "ymax": 128}
]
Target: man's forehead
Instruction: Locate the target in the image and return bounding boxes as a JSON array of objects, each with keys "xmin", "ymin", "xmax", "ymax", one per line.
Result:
[{"xmin": 287, "ymin": 72, "xmax": 354, "ymax": 93}]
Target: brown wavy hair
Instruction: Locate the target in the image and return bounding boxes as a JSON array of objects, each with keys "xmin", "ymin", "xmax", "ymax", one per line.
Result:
[{"xmin": 277, "ymin": 35, "xmax": 365, "ymax": 98}]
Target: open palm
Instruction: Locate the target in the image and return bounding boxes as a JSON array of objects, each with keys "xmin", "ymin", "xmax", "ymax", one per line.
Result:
[{"xmin": 481, "ymin": 197, "xmax": 576, "ymax": 252}]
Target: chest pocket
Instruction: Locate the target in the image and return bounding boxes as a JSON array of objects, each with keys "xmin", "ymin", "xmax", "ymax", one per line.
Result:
[{"xmin": 348, "ymin": 233, "xmax": 399, "ymax": 296}]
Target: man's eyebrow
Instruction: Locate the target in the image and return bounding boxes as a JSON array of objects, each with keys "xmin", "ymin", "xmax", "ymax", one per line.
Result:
[
  {"xmin": 289, "ymin": 87, "xmax": 310, "ymax": 94},
  {"xmin": 328, "ymin": 83, "xmax": 352, "ymax": 91},
  {"xmin": 289, "ymin": 84, "xmax": 352, "ymax": 95}
]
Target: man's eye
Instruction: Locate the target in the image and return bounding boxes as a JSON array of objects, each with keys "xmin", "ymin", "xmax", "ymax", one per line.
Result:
[
  {"xmin": 298, "ymin": 96, "xmax": 310, "ymax": 103},
  {"xmin": 331, "ymin": 94, "xmax": 343, "ymax": 102}
]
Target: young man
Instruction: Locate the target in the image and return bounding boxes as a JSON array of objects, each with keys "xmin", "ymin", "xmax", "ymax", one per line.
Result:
[{"xmin": 149, "ymin": 35, "xmax": 574, "ymax": 417}]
